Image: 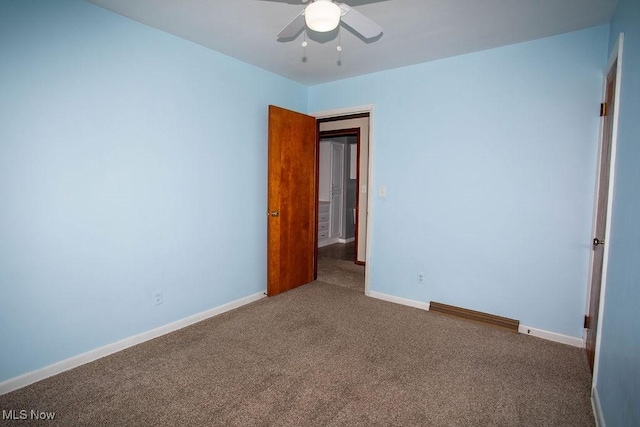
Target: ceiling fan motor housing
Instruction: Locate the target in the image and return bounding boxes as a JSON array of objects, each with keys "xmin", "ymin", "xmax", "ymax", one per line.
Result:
[{"xmin": 305, "ymin": 0, "xmax": 341, "ymax": 32}]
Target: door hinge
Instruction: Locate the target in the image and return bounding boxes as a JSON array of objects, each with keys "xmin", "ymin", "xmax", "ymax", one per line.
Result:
[
  {"xmin": 584, "ymin": 315, "xmax": 590, "ymax": 329},
  {"xmin": 600, "ymin": 102, "xmax": 607, "ymax": 117}
]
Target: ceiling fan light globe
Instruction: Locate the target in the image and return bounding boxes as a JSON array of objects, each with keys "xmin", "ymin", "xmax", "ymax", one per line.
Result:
[{"xmin": 305, "ymin": 1, "xmax": 341, "ymax": 33}]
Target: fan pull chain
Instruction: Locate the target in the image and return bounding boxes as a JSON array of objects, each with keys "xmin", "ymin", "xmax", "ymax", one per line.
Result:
[
  {"xmin": 301, "ymin": 32, "xmax": 308, "ymax": 62},
  {"xmin": 337, "ymin": 26, "xmax": 342, "ymax": 66}
]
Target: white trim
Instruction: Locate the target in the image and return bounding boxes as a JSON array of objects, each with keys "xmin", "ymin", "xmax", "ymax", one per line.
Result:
[
  {"xmin": 364, "ymin": 109, "xmax": 374, "ymax": 297},
  {"xmin": 592, "ymin": 385, "xmax": 606, "ymax": 427},
  {"xmin": 369, "ymin": 291, "xmax": 431, "ymax": 311},
  {"xmin": 371, "ymin": 292, "xmax": 585, "ymax": 347},
  {"xmin": 310, "ymin": 105, "xmax": 375, "ymax": 297},
  {"xmin": 591, "ymin": 33, "xmax": 624, "ymax": 386},
  {"xmin": 0, "ymin": 291, "xmax": 267, "ymax": 396},
  {"xmin": 338, "ymin": 237, "xmax": 355, "ymax": 244},
  {"xmin": 318, "ymin": 237, "xmax": 339, "ymax": 247},
  {"xmin": 518, "ymin": 325, "xmax": 584, "ymax": 348},
  {"xmin": 311, "ymin": 105, "xmax": 375, "ymax": 119}
]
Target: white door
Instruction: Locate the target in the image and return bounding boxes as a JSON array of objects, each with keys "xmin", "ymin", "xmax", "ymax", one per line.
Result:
[
  {"xmin": 318, "ymin": 142, "xmax": 331, "ymax": 201},
  {"xmin": 330, "ymin": 193, "xmax": 342, "ymax": 238},
  {"xmin": 586, "ymin": 52, "xmax": 620, "ymax": 372},
  {"xmin": 330, "ymin": 143, "xmax": 344, "ymax": 238},
  {"xmin": 331, "ymin": 143, "xmax": 344, "ymax": 194}
]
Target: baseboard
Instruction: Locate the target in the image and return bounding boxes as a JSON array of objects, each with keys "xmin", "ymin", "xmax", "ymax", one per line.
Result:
[
  {"xmin": 592, "ymin": 385, "xmax": 606, "ymax": 427},
  {"xmin": 429, "ymin": 301, "xmax": 519, "ymax": 333},
  {"xmin": 368, "ymin": 291, "xmax": 430, "ymax": 311},
  {"xmin": 0, "ymin": 291, "xmax": 267, "ymax": 395},
  {"xmin": 338, "ymin": 237, "xmax": 355, "ymax": 244},
  {"xmin": 369, "ymin": 292, "xmax": 583, "ymax": 348},
  {"xmin": 518, "ymin": 324, "xmax": 584, "ymax": 348},
  {"xmin": 318, "ymin": 237, "xmax": 339, "ymax": 248}
]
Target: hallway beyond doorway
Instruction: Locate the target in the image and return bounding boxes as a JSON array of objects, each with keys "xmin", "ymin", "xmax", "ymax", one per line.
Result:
[{"xmin": 318, "ymin": 241, "xmax": 356, "ymax": 262}]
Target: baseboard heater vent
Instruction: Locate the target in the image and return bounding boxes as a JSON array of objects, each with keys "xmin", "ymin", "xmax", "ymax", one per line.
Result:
[{"xmin": 429, "ymin": 301, "xmax": 519, "ymax": 333}]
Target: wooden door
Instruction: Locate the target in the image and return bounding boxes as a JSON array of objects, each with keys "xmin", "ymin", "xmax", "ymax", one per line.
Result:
[
  {"xmin": 586, "ymin": 61, "xmax": 617, "ymax": 372},
  {"xmin": 267, "ymin": 105, "xmax": 317, "ymax": 297}
]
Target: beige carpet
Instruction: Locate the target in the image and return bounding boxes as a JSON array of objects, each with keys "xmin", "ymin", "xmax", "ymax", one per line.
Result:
[{"xmin": 0, "ymin": 282, "xmax": 594, "ymax": 426}]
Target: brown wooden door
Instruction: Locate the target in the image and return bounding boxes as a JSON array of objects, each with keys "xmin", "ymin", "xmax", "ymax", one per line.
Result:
[
  {"xmin": 586, "ymin": 61, "xmax": 617, "ymax": 372},
  {"xmin": 267, "ymin": 105, "xmax": 317, "ymax": 296}
]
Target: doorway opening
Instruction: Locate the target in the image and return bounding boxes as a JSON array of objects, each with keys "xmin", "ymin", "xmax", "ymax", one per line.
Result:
[
  {"xmin": 266, "ymin": 105, "xmax": 373, "ymax": 298},
  {"xmin": 313, "ymin": 111, "xmax": 371, "ymax": 294}
]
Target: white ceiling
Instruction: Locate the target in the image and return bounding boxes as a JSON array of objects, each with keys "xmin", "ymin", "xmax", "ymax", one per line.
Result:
[{"xmin": 85, "ymin": 0, "xmax": 616, "ymax": 86}]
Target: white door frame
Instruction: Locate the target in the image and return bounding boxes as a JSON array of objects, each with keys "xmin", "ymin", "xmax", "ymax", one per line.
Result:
[
  {"xmin": 311, "ymin": 105, "xmax": 375, "ymax": 296},
  {"xmin": 589, "ymin": 33, "xmax": 624, "ymax": 391}
]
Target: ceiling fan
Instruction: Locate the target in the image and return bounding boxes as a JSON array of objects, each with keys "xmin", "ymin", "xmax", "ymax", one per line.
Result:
[{"xmin": 277, "ymin": 0, "xmax": 383, "ymax": 40}]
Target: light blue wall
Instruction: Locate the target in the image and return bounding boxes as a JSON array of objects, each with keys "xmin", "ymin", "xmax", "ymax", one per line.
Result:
[
  {"xmin": 309, "ymin": 26, "xmax": 609, "ymax": 338},
  {"xmin": 0, "ymin": 0, "xmax": 306, "ymax": 382},
  {"xmin": 596, "ymin": 0, "xmax": 640, "ymax": 425},
  {"xmin": 0, "ymin": 0, "xmax": 617, "ymax": 389}
]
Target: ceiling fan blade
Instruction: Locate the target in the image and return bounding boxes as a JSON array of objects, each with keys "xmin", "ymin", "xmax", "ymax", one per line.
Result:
[
  {"xmin": 277, "ymin": 10, "xmax": 306, "ymax": 39},
  {"xmin": 259, "ymin": 0, "xmax": 309, "ymax": 4},
  {"xmin": 339, "ymin": 4, "xmax": 383, "ymax": 39}
]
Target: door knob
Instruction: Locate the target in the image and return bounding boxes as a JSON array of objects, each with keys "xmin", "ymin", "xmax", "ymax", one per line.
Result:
[
  {"xmin": 270, "ymin": 211, "xmax": 279, "ymax": 217},
  {"xmin": 593, "ymin": 238, "xmax": 605, "ymax": 247}
]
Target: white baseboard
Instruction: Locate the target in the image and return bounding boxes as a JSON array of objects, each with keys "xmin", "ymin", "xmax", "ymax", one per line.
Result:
[
  {"xmin": 368, "ymin": 291, "xmax": 431, "ymax": 311},
  {"xmin": 0, "ymin": 291, "xmax": 267, "ymax": 396},
  {"xmin": 338, "ymin": 237, "xmax": 355, "ymax": 244},
  {"xmin": 592, "ymin": 385, "xmax": 606, "ymax": 427},
  {"xmin": 318, "ymin": 237, "xmax": 339, "ymax": 248},
  {"xmin": 369, "ymin": 292, "xmax": 583, "ymax": 348},
  {"xmin": 518, "ymin": 324, "xmax": 584, "ymax": 348}
]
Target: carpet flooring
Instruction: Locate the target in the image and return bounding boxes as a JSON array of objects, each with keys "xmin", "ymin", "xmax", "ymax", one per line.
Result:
[
  {"xmin": 0, "ymin": 282, "xmax": 594, "ymax": 426},
  {"xmin": 316, "ymin": 258, "xmax": 365, "ymax": 292}
]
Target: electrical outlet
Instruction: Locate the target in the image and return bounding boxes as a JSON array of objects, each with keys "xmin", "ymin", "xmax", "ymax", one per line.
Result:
[
  {"xmin": 152, "ymin": 290, "xmax": 163, "ymax": 306},
  {"xmin": 417, "ymin": 272, "xmax": 425, "ymax": 285}
]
